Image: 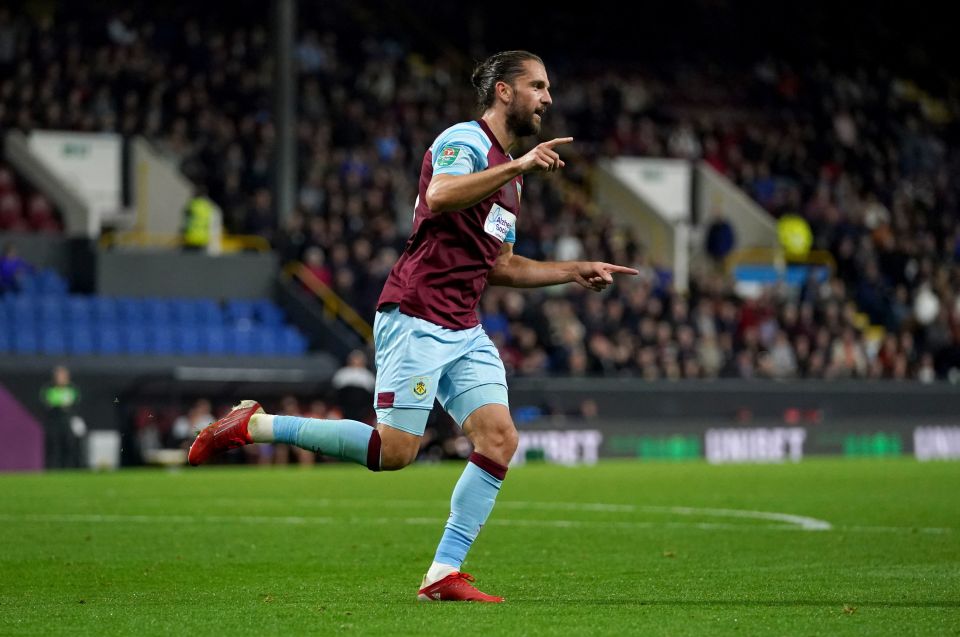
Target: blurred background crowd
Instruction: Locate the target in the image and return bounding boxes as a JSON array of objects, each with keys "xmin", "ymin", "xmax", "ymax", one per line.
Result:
[{"xmin": 1, "ymin": 1, "xmax": 958, "ymax": 463}]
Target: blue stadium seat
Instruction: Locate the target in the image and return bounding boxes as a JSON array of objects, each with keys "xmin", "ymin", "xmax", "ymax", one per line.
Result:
[
  {"xmin": 258, "ymin": 327, "xmax": 280, "ymax": 356},
  {"xmin": 69, "ymin": 327, "xmax": 95, "ymax": 355},
  {"xmin": 147, "ymin": 327, "xmax": 175, "ymax": 354},
  {"xmin": 10, "ymin": 297, "xmax": 34, "ymax": 324},
  {"xmin": 38, "ymin": 296, "xmax": 65, "ymax": 325},
  {"xmin": 118, "ymin": 298, "xmax": 146, "ymax": 325},
  {"xmin": 225, "ymin": 299, "xmax": 255, "ymax": 325},
  {"xmin": 124, "ymin": 328, "xmax": 148, "ymax": 354},
  {"xmin": 93, "ymin": 297, "xmax": 119, "ymax": 324},
  {"xmin": 175, "ymin": 328, "xmax": 202, "ymax": 355},
  {"xmin": 40, "ymin": 328, "xmax": 67, "ymax": 355},
  {"xmin": 143, "ymin": 299, "xmax": 172, "ymax": 327},
  {"xmin": 67, "ymin": 296, "xmax": 93, "ymax": 325},
  {"xmin": 37, "ymin": 270, "xmax": 68, "ymax": 295},
  {"xmin": 230, "ymin": 327, "xmax": 256, "ymax": 355},
  {"xmin": 171, "ymin": 299, "xmax": 199, "ymax": 326},
  {"xmin": 196, "ymin": 300, "xmax": 223, "ymax": 326},
  {"xmin": 254, "ymin": 300, "xmax": 285, "ymax": 327},
  {"xmin": 97, "ymin": 327, "xmax": 122, "ymax": 355},
  {"xmin": 17, "ymin": 273, "xmax": 40, "ymax": 295},
  {"xmin": 280, "ymin": 327, "xmax": 307, "ymax": 356},
  {"xmin": 202, "ymin": 327, "xmax": 228, "ymax": 355},
  {"xmin": 14, "ymin": 329, "xmax": 39, "ymax": 354}
]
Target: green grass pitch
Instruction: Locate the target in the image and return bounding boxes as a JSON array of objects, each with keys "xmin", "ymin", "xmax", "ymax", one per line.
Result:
[{"xmin": 1, "ymin": 458, "xmax": 958, "ymax": 635}]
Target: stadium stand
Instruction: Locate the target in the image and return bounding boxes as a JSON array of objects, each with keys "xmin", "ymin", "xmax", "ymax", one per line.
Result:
[
  {"xmin": 0, "ymin": 163, "xmax": 61, "ymax": 233},
  {"xmin": 1, "ymin": 3, "xmax": 958, "ymax": 382},
  {"xmin": 0, "ymin": 268, "xmax": 307, "ymax": 357}
]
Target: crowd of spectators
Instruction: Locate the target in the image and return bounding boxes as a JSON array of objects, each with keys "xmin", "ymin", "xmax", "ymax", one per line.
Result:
[{"xmin": 1, "ymin": 4, "xmax": 959, "ymax": 380}]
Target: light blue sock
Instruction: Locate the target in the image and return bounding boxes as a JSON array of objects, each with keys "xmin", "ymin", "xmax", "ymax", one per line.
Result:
[
  {"xmin": 272, "ymin": 415, "xmax": 379, "ymax": 470},
  {"xmin": 434, "ymin": 453, "xmax": 507, "ymax": 569}
]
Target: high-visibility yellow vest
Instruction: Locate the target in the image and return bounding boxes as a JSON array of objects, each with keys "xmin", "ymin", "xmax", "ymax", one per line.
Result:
[
  {"xmin": 777, "ymin": 214, "xmax": 813, "ymax": 260},
  {"xmin": 183, "ymin": 197, "xmax": 214, "ymax": 247}
]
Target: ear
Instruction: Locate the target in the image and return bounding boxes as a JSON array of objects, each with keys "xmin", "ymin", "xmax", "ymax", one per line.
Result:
[{"xmin": 495, "ymin": 80, "xmax": 513, "ymax": 104}]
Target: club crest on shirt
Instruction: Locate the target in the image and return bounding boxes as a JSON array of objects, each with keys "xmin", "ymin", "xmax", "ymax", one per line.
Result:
[
  {"xmin": 436, "ymin": 146, "xmax": 461, "ymax": 168},
  {"xmin": 411, "ymin": 376, "xmax": 430, "ymax": 398},
  {"xmin": 483, "ymin": 204, "xmax": 516, "ymax": 243}
]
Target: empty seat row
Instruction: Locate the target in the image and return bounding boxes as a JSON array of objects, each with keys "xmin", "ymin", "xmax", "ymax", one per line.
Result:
[
  {"xmin": 0, "ymin": 295, "xmax": 286, "ymax": 328},
  {"xmin": 0, "ymin": 324, "xmax": 307, "ymax": 356}
]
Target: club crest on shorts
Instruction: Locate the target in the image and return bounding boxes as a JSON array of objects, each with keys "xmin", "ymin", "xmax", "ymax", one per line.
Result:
[{"xmin": 411, "ymin": 376, "xmax": 430, "ymax": 399}]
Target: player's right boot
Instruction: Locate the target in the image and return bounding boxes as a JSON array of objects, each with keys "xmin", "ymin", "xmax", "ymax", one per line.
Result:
[
  {"xmin": 417, "ymin": 572, "xmax": 504, "ymax": 603},
  {"xmin": 187, "ymin": 400, "xmax": 263, "ymax": 466}
]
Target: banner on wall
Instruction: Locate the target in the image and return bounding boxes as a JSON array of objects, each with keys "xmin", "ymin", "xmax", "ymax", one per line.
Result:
[{"xmin": 510, "ymin": 420, "xmax": 960, "ymax": 465}]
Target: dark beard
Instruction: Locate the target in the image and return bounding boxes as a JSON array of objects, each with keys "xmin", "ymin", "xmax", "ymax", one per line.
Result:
[{"xmin": 506, "ymin": 103, "xmax": 539, "ymax": 138}]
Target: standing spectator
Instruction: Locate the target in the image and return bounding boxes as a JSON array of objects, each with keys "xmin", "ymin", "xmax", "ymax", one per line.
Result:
[
  {"xmin": 704, "ymin": 211, "xmax": 736, "ymax": 267},
  {"xmin": 39, "ymin": 365, "xmax": 84, "ymax": 469},
  {"xmin": 332, "ymin": 349, "xmax": 376, "ymax": 424},
  {"xmin": 170, "ymin": 399, "xmax": 215, "ymax": 449},
  {"xmin": 181, "ymin": 184, "xmax": 223, "ymax": 254}
]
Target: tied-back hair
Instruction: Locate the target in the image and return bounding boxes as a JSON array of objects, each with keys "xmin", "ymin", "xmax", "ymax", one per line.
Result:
[{"xmin": 471, "ymin": 50, "xmax": 544, "ymax": 109}]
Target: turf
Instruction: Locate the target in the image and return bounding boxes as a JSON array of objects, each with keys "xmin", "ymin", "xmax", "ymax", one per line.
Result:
[{"xmin": 1, "ymin": 458, "xmax": 958, "ymax": 635}]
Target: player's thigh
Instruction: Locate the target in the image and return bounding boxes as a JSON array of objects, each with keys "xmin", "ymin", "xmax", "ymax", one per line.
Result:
[
  {"xmin": 437, "ymin": 331, "xmax": 509, "ymax": 428},
  {"xmin": 373, "ymin": 306, "xmax": 447, "ymax": 433}
]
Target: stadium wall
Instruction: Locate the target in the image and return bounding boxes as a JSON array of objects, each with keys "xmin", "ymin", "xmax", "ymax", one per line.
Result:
[
  {"xmin": 0, "ymin": 353, "xmax": 338, "ymax": 469},
  {"xmin": 0, "ymin": 233, "xmax": 70, "ymax": 273},
  {"xmin": 507, "ymin": 379, "xmax": 960, "ymax": 464},
  {"xmin": 4, "ymin": 369, "xmax": 959, "ymax": 470},
  {"xmin": 96, "ymin": 250, "xmax": 278, "ymax": 299}
]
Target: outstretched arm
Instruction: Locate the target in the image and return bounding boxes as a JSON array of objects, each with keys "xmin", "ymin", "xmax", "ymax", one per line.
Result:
[
  {"xmin": 488, "ymin": 242, "xmax": 639, "ymax": 291},
  {"xmin": 425, "ymin": 137, "xmax": 573, "ymax": 212}
]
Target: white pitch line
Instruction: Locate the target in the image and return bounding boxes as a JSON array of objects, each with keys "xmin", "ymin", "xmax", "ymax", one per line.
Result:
[
  {"xmin": 0, "ymin": 513, "xmax": 951, "ymax": 535},
  {"xmin": 634, "ymin": 505, "xmax": 833, "ymax": 531},
  {"xmin": 293, "ymin": 498, "xmax": 833, "ymax": 531}
]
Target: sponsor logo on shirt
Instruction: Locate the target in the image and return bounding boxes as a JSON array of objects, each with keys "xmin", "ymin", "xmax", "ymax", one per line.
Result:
[
  {"xmin": 436, "ymin": 146, "xmax": 461, "ymax": 168},
  {"xmin": 484, "ymin": 204, "xmax": 516, "ymax": 242}
]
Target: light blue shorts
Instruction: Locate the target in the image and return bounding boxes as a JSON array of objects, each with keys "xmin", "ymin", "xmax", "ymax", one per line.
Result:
[{"xmin": 373, "ymin": 304, "xmax": 508, "ymax": 436}]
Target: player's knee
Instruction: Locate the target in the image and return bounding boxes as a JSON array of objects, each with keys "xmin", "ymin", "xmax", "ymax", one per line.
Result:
[
  {"xmin": 501, "ymin": 424, "xmax": 519, "ymax": 456},
  {"xmin": 378, "ymin": 439, "xmax": 419, "ymax": 471},
  {"xmin": 487, "ymin": 420, "xmax": 518, "ymax": 456},
  {"xmin": 375, "ymin": 422, "xmax": 422, "ymax": 471},
  {"xmin": 379, "ymin": 446, "xmax": 417, "ymax": 471}
]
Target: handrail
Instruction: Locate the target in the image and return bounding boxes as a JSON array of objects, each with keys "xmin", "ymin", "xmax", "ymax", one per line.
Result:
[
  {"xmin": 98, "ymin": 231, "xmax": 271, "ymax": 252},
  {"xmin": 285, "ymin": 262, "xmax": 373, "ymax": 344},
  {"xmin": 725, "ymin": 247, "xmax": 836, "ymax": 273}
]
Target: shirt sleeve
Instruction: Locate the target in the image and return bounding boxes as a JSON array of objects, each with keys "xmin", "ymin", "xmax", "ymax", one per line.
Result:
[
  {"xmin": 431, "ymin": 126, "xmax": 489, "ymax": 176},
  {"xmin": 504, "ymin": 223, "xmax": 516, "ymax": 244}
]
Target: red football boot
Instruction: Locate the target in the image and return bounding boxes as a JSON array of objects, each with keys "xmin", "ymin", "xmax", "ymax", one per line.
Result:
[
  {"xmin": 417, "ymin": 572, "xmax": 504, "ymax": 603},
  {"xmin": 187, "ymin": 400, "xmax": 263, "ymax": 466}
]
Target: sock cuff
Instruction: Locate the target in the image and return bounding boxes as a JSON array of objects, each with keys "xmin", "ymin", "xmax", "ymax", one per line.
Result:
[
  {"xmin": 469, "ymin": 452, "xmax": 507, "ymax": 480},
  {"xmin": 366, "ymin": 429, "xmax": 381, "ymax": 472}
]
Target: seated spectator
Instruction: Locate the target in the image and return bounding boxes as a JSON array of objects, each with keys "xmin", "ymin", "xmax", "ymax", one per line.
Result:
[{"xmin": 0, "ymin": 242, "xmax": 32, "ymax": 292}]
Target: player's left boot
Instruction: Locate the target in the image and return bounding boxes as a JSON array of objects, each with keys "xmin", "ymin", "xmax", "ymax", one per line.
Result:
[
  {"xmin": 417, "ymin": 572, "xmax": 504, "ymax": 603},
  {"xmin": 187, "ymin": 400, "xmax": 263, "ymax": 466}
]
